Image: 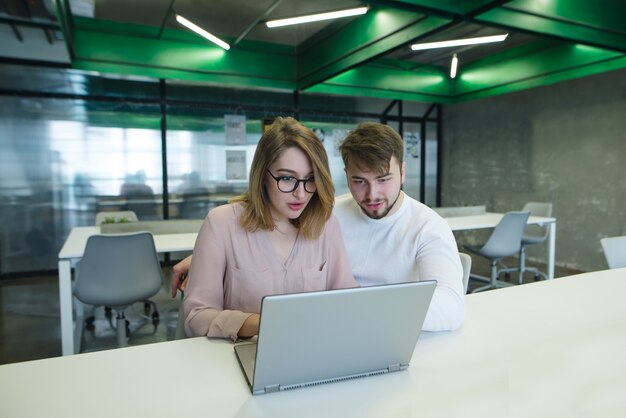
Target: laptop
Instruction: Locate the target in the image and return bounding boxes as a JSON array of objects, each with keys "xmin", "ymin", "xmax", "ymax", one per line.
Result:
[{"xmin": 234, "ymin": 280, "xmax": 436, "ymax": 395}]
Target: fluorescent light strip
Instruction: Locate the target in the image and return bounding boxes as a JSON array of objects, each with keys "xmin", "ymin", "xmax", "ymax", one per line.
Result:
[
  {"xmin": 450, "ymin": 54, "xmax": 458, "ymax": 79},
  {"xmin": 410, "ymin": 33, "xmax": 508, "ymax": 51},
  {"xmin": 266, "ymin": 6, "xmax": 368, "ymax": 28},
  {"xmin": 176, "ymin": 15, "xmax": 230, "ymax": 50}
]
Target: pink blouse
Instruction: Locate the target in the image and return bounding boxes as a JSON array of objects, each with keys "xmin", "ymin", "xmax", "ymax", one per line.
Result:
[{"xmin": 184, "ymin": 203, "xmax": 357, "ymax": 340}]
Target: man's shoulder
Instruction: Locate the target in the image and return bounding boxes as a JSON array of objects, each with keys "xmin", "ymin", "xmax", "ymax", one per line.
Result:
[
  {"xmin": 334, "ymin": 193, "xmax": 354, "ymax": 206},
  {"xmin": 403, "ymin": 195, "xmax": 440, "ymax": 216},
  {"xmin": 400, "ymin": 195, "xmax": 451, "ymax": 230}
]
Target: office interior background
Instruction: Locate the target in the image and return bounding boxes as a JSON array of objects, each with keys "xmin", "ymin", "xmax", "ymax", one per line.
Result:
[{"xmin": 0, "ymin": 5, "xmax": 624, "ymax": 285}]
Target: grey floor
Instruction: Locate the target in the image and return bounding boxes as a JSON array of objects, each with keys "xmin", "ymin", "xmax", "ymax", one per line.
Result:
[{"xmin": 0, "ymin": 257, "xmax": 581, "ymax": 365}]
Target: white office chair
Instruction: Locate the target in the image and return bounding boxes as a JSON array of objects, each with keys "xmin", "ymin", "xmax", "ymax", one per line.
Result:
[
  {"xmin": 464, "ymin": 211, "xmax": 530, "ymax": 293},
  {"xmin": 459, "ymin": 252, "xmax": 472, "ymax": 294},
  {"xmin": 601, "ymin": 236, "xmax": 626, "ymax": 269},
  {"xmin": 500, "ymin": 202, "xmax": 553, "ymax": 284},
  {"xmin": 74, "ymin": 232, "xmax": 163, "ymax": 349}
]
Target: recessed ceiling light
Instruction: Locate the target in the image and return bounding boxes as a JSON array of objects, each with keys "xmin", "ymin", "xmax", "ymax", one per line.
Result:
[
  {"xmin": 176, "ymin": 15, "xmax": 230, "ymax": 50},
  {"xmin": 410, "ymin": 34, "xmax": 508, "ymax": 51},
  {"xmin": 266, "ymin": 7, "xmax": 368, "ymax": 28}
]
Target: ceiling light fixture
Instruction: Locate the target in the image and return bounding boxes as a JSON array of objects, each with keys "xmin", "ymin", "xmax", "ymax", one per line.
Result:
[
  {"xmin": 266, "ymin": 6, "xmax": 368, "ymax": 28},
  {"xmin": 450, "ymin": 54, "xmax": 458, "ymax": 79},
  {"xmin": 410, "ymin": 33, "xmax": 508, "ymax": 51},
  {"xmin": 176, "ymin": 15, "xmax": 230, "ymax": 50}
]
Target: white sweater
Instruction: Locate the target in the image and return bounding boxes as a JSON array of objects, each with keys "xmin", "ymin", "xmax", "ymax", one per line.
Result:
[{"xmin": 334, "ymin": 192, "xmax": 465, "ymax": 331}]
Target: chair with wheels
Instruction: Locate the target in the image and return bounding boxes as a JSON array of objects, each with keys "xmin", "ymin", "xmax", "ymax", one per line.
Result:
[
  {"xmin": 601, "ymin": 236, "xmax": 626, "ymax": 269},
  {"xmin": 459, "ymin": 252, "xmax": 472, "ymax": 294},
  {"xmin": 463, "ymin": 211, "xmax": 530, "ymax": 293},
  {"xmin": 74, "ymin": 232, "xmax": 164, "ymax": 349},
  {"xmin": 500, "ymin": 202, "xmax": 553, "ymax": 284},
  {"xmin": 93, "ymin": 210, "xmax": 158, "ymax": 329}
]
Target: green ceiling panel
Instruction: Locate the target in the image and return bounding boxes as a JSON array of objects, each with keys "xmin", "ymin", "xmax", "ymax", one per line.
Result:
[
  {"xmin": 477, "ymin": 5, "xmax": 626, "ymax": 52},
  {"xmin": 507, "ymin": 0, "xmax": 626, "ymax": 34},
  {"xmin": 72, "ymin": 59, "xmax": 295, "ymax": 91},
  {"xmin": 305, "ymin": 63, "xmax": 454, "ymax": 103},
  {"xmin": 379, "ymin": 0, "xmax": 499, "ymax": 15},
  {"xmin": 453, "ymin": 42, "xmax": 626, "ymax": 99},
  {"xmin": 453, "ymin": 54, "xmax": 626, "ymax": 102},
  {"xmin": 306, "ymin": 40, "xmax": 626, "ymax": 104},
  {"xmin": 297, "ymin": 8, "xmax": 451, "ymax": 89},
  {"xmin": 68, "ymin": 18, "xmax": 296, "ymax": 90},
  {"xmin": 52, "ymin": 0, "xmax": 626, "ymax": 105}
]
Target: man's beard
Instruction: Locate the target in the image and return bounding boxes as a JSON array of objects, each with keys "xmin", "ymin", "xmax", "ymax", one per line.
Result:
[{"xmin": 360, "ymin": 189, "xmax": 402, "ymax": 219}]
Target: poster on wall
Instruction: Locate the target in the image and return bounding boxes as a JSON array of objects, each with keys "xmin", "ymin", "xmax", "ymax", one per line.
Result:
[
  {"xmin": 225, "ymin": 114, "xmax": 247, "ymax": 145},
  {"xmin": 226, "ymin": 150, "xmax": 247, "ymax": 180},
  {"xmin": 404, "ymin": 132, "xmax": 420, "ymax": 159}
]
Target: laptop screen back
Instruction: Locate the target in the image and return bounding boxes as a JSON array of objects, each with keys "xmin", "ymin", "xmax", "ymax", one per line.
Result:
[{"xmin": 237, "ymin": 280, "xmax": 436, "ymax": 394}]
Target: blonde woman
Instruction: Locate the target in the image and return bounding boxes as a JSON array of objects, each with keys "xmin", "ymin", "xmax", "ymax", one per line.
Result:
[{"xmin": 183, "ymin": 117, "xmax": 356, "ymax": 341}]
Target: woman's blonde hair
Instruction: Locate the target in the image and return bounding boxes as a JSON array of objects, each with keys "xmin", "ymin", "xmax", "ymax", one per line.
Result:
[{"xmin": 231, "ymin": 117, "xmax": 334, "ymax": 239}]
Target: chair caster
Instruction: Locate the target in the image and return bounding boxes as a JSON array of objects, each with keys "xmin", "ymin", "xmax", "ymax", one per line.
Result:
[
  {"xmin": 152, "ymin": 311, "xmax": 160, "ymax": 325},
  {"xmin": 534, "ymin": 274, "xmax": 540, "ymax": 281},
  {"xmin": 86, "ymin": 316, "xmax": 95, "ymax": 330}
]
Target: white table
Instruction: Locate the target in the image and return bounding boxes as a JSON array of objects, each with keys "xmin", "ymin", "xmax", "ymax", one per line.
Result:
[
  {"xmin": 444, "ymin": 212, "xmax": 556, "ymax": 279},
  {"xmin": 57, "ymin": 226, "xmax": 198, "ymax": 355},
  {"xmin": 2, "ymin": 268, "xmax": 624, "ymax": 418}
]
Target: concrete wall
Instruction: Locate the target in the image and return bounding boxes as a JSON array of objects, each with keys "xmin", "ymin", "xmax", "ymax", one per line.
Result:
[{"xmin": 441, "ymin": 68, "xmax": 626, "ymax": 272}]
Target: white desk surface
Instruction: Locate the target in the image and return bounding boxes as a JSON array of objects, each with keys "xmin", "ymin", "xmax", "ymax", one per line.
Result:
[
  {"xmin": 58, "ymin": 226, "xmax": 198, "ymax": 259},
  {"xmin": 4, "ymin": 268, "xmax": 625, "ymax": 418},
  {"xmin": 444, "ymin": 212, "xmax": 555, "ymax": 231}
]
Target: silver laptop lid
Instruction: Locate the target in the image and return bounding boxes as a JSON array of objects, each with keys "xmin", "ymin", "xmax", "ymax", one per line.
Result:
[{"xmin": 246, "ymin": 280, "xmax": 436, "ymax": 394}]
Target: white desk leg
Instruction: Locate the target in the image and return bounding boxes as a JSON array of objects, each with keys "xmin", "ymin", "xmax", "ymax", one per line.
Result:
[
  {"xmin": 58, "ymin": 259, "xmax": 74, "ymax": 355},
  {"xmin": 547, "ymin": 222, "xmax": 556, "ymax": 280}
]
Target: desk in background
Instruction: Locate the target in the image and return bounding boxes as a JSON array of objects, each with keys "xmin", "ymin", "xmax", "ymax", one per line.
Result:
[
  {"xmin": 2, "ymin": 269, "xmax": 624, "ymax": 417},
  {"xmin": 57, "ymin": 225, "xmax": 198, "ymax": 355},
  {"xmin": 444, "ymin": 212, "xmax": 556, "ymax": 279}
]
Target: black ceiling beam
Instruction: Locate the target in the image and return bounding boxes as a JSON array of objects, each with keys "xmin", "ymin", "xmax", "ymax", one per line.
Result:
[
  {"xmin": 233, "ymin": 0, "xmax": 282, "ymax": 46},
  {"xmin": 156, "ymin": 0, "xmax": 176, "ymax": 39},
  {"xmin": 0, "ymin": 15, "xmax": 59, "ymax": 30},
  {"xmin": 10, "ymin": 22, "xmax": 23, "ymax": 41},
  {"xmin": 465, "ymin": 0, "xmax": 514, "ymax": 19},
  {"xmin": 18, "ymin": 0, "xmax": 33, "ymax": 19}
]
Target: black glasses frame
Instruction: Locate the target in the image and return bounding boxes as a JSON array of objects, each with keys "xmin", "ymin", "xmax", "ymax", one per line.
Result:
[{"xmin": 267, "ymin": 170, "xmax": 316, "ymax": 193}]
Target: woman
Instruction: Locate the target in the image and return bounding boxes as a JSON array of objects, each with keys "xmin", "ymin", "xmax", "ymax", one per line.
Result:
[{"xmin": 184, "ymin": 117, "xmax": 357, "ymax": 341}]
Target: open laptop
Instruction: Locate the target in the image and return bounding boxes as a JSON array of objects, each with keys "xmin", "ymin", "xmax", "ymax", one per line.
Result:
[{"xmin": 234, "ymin": 280, "xmax": 436, "ymax": 395}]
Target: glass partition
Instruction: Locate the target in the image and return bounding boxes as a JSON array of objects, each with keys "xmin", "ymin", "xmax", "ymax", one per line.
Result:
[
  {"xmin": 0, "ymin": 65, "xmax": 441, "ymax": 275},
  {"xmin": 0, "ymin": 95, "xmax": 161, "ymax": 274}
]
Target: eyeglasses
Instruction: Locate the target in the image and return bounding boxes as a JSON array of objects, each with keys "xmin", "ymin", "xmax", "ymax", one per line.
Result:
[{"xmin": 267, "ymin": 170, "xmax": 317, "ymax": 193}]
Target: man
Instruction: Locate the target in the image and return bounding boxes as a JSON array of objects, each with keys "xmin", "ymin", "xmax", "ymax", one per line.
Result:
[{"xmin": 172, "ymin": 122, "xmax": 464, "ymax": 331}]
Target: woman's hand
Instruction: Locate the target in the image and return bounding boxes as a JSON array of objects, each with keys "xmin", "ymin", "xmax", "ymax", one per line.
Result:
[
  {"xmin": 170, "ymin": 255, "xmax": 192, "ymax": 297},
  {"xmin": 238, "ymin": 314, "xmax": 260, "ymax": 338}
]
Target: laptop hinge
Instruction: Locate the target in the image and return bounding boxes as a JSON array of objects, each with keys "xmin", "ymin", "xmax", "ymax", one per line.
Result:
[
  {"xmin": 388, "ymin": 363, "xmax": 401, "ymax": 372},
  {"xmin": 264, "ymin": 384, "xmax": 280, "ymax": 393}
]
